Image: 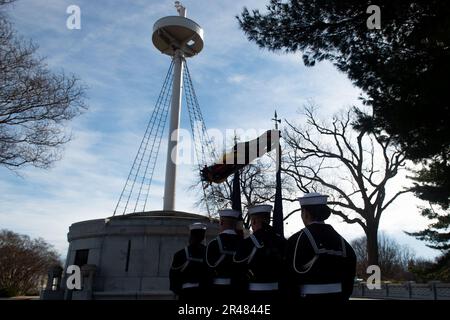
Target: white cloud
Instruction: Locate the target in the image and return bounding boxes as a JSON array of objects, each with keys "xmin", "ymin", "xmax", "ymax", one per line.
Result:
[{"xmin": 227, "ymin": 74, "xmax": 247, "ymax": 84}]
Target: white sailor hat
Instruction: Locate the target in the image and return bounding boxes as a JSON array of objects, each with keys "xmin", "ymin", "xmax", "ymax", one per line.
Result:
[
  {"xmin": 248, "ymin": 204, "xmax": 273, "ymax": 216},
  {"xmin": 298, "ymin": 192, "xmax": 328, "ymax": 206},
  {"xmin": 189, "ymin": 222, "xmax": 207, "ymax": 231},
  {"xmin": 218, "ymin": 209, "xmax": 241, "ymax": 219}
]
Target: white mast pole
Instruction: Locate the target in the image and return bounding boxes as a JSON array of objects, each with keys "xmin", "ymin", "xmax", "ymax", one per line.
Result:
[
  {"xmin": 163, "ymin": 3, "xmax": 187, "ymax": 211},
  {"xmin": 152, "ymin": 1, "xmax": 202, "ymax": 211},
  {"xmin": 163, "ymin": 50, "xmax": 183, "ymax": 211}
]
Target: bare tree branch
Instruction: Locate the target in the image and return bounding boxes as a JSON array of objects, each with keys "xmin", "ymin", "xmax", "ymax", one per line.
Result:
[
  {"xmin": 0, "ymin": 14, "xmax": 86, "ymax": 170},
  {"xmin": 283, "ymin": 104, "xmax": 410, "ymax": 265},
  {"xmin": 283, "ymin": 207, "xmax": 301, "ymax": 221},
  {"xmin": 380, "ymin": 188, "xmax": 413, "ymax": 215},
  {"xmin": 331, "ymin": 208, "xmax": 366, "ymax": 231}
]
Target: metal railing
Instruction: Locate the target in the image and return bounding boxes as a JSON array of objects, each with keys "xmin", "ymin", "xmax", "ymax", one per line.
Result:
[{"xmin": 352, "ymin": 282, "xmax": 450, "ymax": 300}]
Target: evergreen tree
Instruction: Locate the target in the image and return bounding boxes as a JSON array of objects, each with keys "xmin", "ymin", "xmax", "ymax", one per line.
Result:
[{"xmin": 238, "ymin": 1, "xmax": 450, "ymax": 162}]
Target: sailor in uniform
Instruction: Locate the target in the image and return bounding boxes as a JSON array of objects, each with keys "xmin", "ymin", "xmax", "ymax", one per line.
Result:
[
  {"xmin": 205, "ymin": 209, "xmax": 241, "ymax": 301},
  {"xmin": 285, "ymin": 193, "xmax": 356, "ymax": 301},
  {"xmin": 233, "ymin": 205, "xmax": 287, "ymax": 301},
  {"xmin": 169, "ymin": 222, "xmax": 208, "ymax": 301}
]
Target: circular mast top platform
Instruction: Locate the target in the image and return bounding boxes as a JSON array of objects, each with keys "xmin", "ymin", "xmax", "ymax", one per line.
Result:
[{"xmin": 152, "ymin": 2, "xmax": 204, "ymax": 57}]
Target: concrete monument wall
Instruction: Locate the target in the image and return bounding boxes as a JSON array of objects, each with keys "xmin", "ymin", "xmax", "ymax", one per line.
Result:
[{"xmin": 62, "ymin": 211, "xmax": 218, "ymax": 300}]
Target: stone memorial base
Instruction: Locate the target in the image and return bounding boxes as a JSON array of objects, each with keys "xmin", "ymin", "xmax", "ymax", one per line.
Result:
[{"xmin": 43, "ymin": 210, "xmax": 218, "ymax": 300}]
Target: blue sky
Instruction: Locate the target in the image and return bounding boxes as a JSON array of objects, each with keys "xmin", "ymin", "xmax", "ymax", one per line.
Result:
[{"xmin": 0, "ymin": 0, "xmax": 440, "ymax": 260}]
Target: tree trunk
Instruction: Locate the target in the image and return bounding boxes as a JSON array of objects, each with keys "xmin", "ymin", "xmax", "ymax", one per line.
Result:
[{"xmin": 366, "ymin": 223, "xmax": 379, "ymax": 267}]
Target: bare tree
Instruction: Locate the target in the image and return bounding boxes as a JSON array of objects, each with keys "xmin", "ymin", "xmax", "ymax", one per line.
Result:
[
  {"xmin": 408, "ymin": 254, "xmax": 450, "ymax": 283},
  {"xmin": 283, "ymin": 105, "xmax": 411, "ymax": 266},
  {"xmin": 0, "ymin": 4, "xmax": 86, "ymax": 170},
  {"xmin": 0, "ymin": 0, "xmax": 16, "ymax": 6},
  {"xmin": 351, "ymin": 233, "xmax": 416, "ymax": 281},
  {"xmin": 0, "ymin": 229, "xmax": 61, "ymax": 297}
]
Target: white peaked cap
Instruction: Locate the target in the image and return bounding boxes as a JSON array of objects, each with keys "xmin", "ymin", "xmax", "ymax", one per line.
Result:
[
  {"xmin": 248, "ymin": 204, "xmax": 273, "ymax": 216},
  {"xmin": 189, "ymin": 222, "xmax": 207, "ymax": 231},
  {"xmin": 218, "ymin": 209, "xmax": 241, "ymax": 219},
  {"xmin": 298, "ymin": 192, "xmax": 328, "ymax": 206}
]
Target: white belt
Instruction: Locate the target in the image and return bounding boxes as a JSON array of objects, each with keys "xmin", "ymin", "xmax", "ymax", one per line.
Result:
[
  {"xmin": 182, "ymin": 282, "xmax": 200, "ymax": 289},
  {"xmin": 300, "ymin": 283, "xmax": 342, "ymax": 295},
  {"xmin": 213, "ymin": 278, "xmax": 231, "ymax": 285},
  {"xmin": 248, "ymin": 282, "xmax": 279, "ymax": 291}
]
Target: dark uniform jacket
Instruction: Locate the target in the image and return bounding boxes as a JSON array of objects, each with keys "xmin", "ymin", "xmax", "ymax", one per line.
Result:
[
  {"xmin": 285, "ymin": 222, "xmax": 356, "ymax": 300},
  {"xmin": 205, "ymin": 230, "xmax": 239, "ymax": 296},
  {"xmin": 233, "ymin": 224, "xmax": 287, "ymax": 294},
  {"xmin": 169, "ymin": 243, "xmax": 207, "ymax": 299}
]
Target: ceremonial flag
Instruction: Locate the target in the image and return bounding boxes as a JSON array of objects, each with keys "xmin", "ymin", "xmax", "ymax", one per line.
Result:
[{"xmin": 201, "ymin": 129, "xmax": 280, "ymax": 184}]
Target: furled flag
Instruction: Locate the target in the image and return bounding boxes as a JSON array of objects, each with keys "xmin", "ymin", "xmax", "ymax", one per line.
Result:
[{"xmin": 201, "ymin": 129, "xmax": 280, "ymax": 184}]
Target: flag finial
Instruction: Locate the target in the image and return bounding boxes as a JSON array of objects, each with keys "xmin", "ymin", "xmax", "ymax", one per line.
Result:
[{"xmin": 272, "ymin": 110, "xmax": 281, "ymax": 130}]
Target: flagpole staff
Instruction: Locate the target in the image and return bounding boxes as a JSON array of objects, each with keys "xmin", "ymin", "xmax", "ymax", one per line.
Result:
[
  {"xmin": 272, "ymin": 111, "xmax": 284, "ymax": 237},
  {"xmin": 231, "ymin": 132, "xmax": 242, "ymax": 213}
]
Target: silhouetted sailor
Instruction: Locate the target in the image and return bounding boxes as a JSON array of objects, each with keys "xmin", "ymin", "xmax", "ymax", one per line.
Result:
[
  {"xmin": 285, "ymin": 193, "xmax": 356, "ymax": 301},
  {"xmin": 234, "ymin": 204, "xmax": 287, "ymax": 301},
  {"xmin": 205, "ymin": 209, "xmax": 240, "ymax": 301},
  {"xmin": 169, "ymin": 222, "xmax": 208, "ymax": 301}
]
